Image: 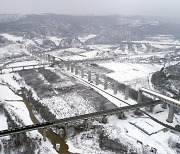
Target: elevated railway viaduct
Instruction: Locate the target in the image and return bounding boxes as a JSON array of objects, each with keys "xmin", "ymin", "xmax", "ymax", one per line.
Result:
[{"xmin": 0, "ymin": 52, "xmax": 179, "ymax": 140}]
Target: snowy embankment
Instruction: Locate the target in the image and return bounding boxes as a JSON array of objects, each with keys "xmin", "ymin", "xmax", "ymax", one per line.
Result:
[
  {"xmin": 67, "ymin": 108, "xmax": 179, "ymax": 154},
  {"xmin": 0, "ymin": 73, "xmax": 57, "ymax": 154},
  {"xmin": 0, "ymin": 113, "xmax": 8, "ymax": 131},
  {"xmin": 102, "ymin": 111, "xmax": 179, "ymax": 154}
]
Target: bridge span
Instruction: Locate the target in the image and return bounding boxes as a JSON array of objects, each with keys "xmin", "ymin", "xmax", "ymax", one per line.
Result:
[
  {"xmin": 138, "ymin": 88, "xmax": 180, "ymax": 123},
  {"xmin": 0, "ymin": 63, "xmax": 49, "ymax": 74},
  {"xmin": 0, "ymin": 101, "xmax": 159, "ymax": 138}
]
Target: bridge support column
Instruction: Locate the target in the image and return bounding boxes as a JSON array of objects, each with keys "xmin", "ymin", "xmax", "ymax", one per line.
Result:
[
  {"xmin": 102, "ymin": 115, "xmax": 107, "ymax": 124},
  {"xmin": 19, "ymin": 134, "xmax": 24, "ymax": 144},
  {"xmin": 64, "ymin": 123, "xmax": 68, "ymax": 138},
  {"xmin": 43, "ymin": 53, "xmax": 46, "ymax": 60},
  {"xmin": 88, "ymin": 71, "xmax": 91, "ymax": 82},
  {"xmin": 113, "ymin": 81, "xmax": 118, "ymax": 95},
  {"xmin": 134, "ymin": 89, "xmax": 143, "ymax": 116},
  {"xmin": 95, "ymin": 74, "xmax": 99, "ymax": 85},
  {"xmin": 71, "ymin": 64, "xmax": 74, "ymax": 73},
  {"xmin": 48, "ymin": 55, "xmax": 51, "ymax": 63},
  {"xmin": 166, "ymin": 106, "xmax": 175, "ymax": 123},
  {"xmin": 75, "ymin": 66, "xmax": 78, "ymax": 75},
  {"xmin": 118, "ymin": 112, "xmax": 126, "ymax": 119},
  {"xmin": 104, "ymin": 77, "xmax": 108, "ymax": 90},
  {"xmin": 46, "ymin": 54, "xmax": 48, "ymax": 61},
  {"xmin": 125, "ymin": 86, "xmax": 129, "ymax": 100},
  {"xmin": 81, "ymin": 68, "xmax": 84, "ymax": 78},
  {"xmin": 67, "ymin": 63, "xmax": 70, "ymax": 71},
  {"xmin": 43, "ymin": 128, "xmax": 46, "ymax": 141},
  {"xmin": 61, "ymin": 62, "xmax": 64, "ymax": 68},
  {"xmin": 52, "ymin": 56, "xmax": 55, "ymax": 64},
  {"xmin": 149, "ymin": 105, "xmax": 155, "ymax": 113},
  {"xmin": 137, "ymin": 90, "xmax": 142, "ymax": 104},
  {"xmin": 83, "ymin": 119, "xmax": 88, "ymax": 129},
  {"xmin": 161, "ymin": 103, "xmax": 167, "ymax": 109}
]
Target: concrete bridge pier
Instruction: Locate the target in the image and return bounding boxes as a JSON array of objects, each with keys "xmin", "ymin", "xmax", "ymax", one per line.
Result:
[
  {"xmin": 118, "ymin": 112, "xmax": 126, "ymax": 119},
  {"xmin": 161, "ymin": 103, "xmax": 167, "ymax": 109},
  {"xmin": 43, "ymin": 53, "xmax": 46, "ymax": 60},
  {"xmin": 71, "ymin": 64, "xmax": 74, "ymax": 73},
  {"xmin": 134, "ymin": 90, "xmax": 143, "ymax": 115},
  {"xmin": 113, "ymin": 81, "xmax": 118, "ymax": 95},
  {"xmin": 43, "ymin": 128, "xmax": 46, "ymax": 141},
  {"xmin": 95, "ymin": 74, "xmax": 99, "ymax": 85},
  {"xmin": 102, "ymin": 115, "xmax": 107, "ymax": 124},
  {"xmin": 52, "ymin": 56, "xmax": 55, "ymax": 64},
  {"xmin": 19, "ymin": 133, "xmax": 24, "ymax": 144},
  {"xmin": 63, "ymin": 123, "xmax": 68, "ymax": 138},
  {"xmin": 124, "ymin": 86, "xmax": 129, "ymax": 100},
  {"xmin": 166, "ymin": 106, "xmax": 175, "ymax": 123},
  {"xmin": 81, "ymin": 68, "xmax": 84, "ymax": 78},
  {"xmin": 104, "ymin": 77, "xmax": 108, "ymax": 90},
  {"xmin": 83, "ymin": 119, "xmax": 88, "ymax": 129},
  {"xmin": 88, "ymin": 71, "xmax": 91, "ymax": 82},
  {"xmin": 61, "ymin": 62, "xmax": 64, "ymax": 68},
  {"xmin": 75, "ymin": 66, "xmax": 78, "ymax": 75},
  {"xmin": 66, "ymin": 63, "xmax": 70, "ymax": 71},
  {"xmin": 149, "ymin": 105, "xmax": 155, "ymax": 113},
  {"xmin": 46, "ymin": 54, "xmax": 48, "ymax": 61},
  {"xmin": 48, "ymin": 55, "xmax": 51, "ymax": 63},
  {"xmin": 137, "ymin": 90, "xmax": 142, "ymax": 104}
]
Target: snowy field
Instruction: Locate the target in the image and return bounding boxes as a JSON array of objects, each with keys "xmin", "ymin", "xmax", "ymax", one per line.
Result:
[
  {"xmin": 0, "ymin": 32, "xmax": 179, "ymax": 154},
  {"xmin": 98, "ymin": 62, "xmax": 162, "ymax": 89},
  {"xmin": 1, "ymin": 33, "xmax": 23, "ymax": 42},
  {"xmin": 67, "ymin": 109, "xmax": 179, "ymax": 154}
]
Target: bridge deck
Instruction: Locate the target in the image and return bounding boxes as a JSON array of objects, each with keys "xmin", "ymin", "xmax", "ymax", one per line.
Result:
[
  {"xmin": 0, "ymin": 101, "xmax": 158, "ymax": 137},
  {"xmin": 141, "ymin": 88, "xmax": 180, "ymax": 108}
]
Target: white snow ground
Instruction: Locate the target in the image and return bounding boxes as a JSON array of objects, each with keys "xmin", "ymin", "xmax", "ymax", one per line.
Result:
[
  {"xmin": 0, "ymin": 33, "xmax": 179, "ymax": 154},
  {"xmin": 0, "ymin": 113, "xmax": 8, "ymax": 131},
  {"xmin": 0, "ymin": 73, "xmax": 57, "ymax": 154},
  {"xmin": 78, "ymin": 34, "xmax": 96, "ymax": 43},
  {"xmin": 98, "ymin": 62, "xmax": 162, "ymax": 89},
  {"xmin": 1, "ymin": 33, "xmax": 23, "ymax": 42}
]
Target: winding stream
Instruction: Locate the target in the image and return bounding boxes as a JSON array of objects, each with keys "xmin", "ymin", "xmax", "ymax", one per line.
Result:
[
  {"xmin": 4, "ymin": 83, "xmax": 70, "ymax": 154},
  {"xmin": 21, "ymin": 95, "xmax": 70, "ymax": 154}
]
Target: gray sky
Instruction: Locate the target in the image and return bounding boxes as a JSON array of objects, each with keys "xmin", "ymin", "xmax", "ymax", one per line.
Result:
[{"xmin": 0, "ymin": 0, "xmax": 180, "ymax": 17}]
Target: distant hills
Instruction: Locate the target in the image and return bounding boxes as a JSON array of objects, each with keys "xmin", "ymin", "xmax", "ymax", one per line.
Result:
[{"xmin": 0, "ymin": 14, "xmax": 180, "ymax": 44}]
